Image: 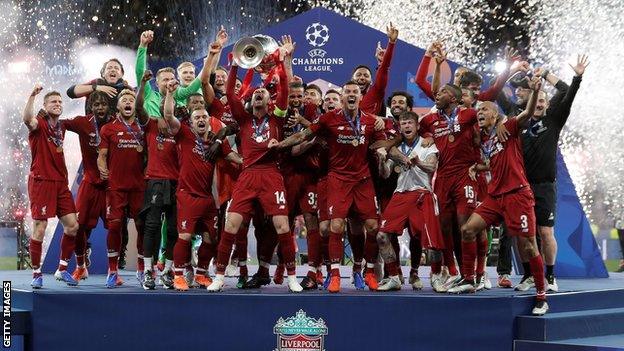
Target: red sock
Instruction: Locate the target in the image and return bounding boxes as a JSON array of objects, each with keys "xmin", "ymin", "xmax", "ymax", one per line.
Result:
[
  {"xmin": 239, "ymin": 262, "xmax": 248, "ymax": 276},
  {"xmin": 529, "ymin": 254, "xmax": 546, "ymax": 299},
  {"xmin": 364, "ymin": 231, "xmax": 379, "ymax": 265},
  {"xmin": 306, "ymin": 229, "xmax": 320, "ymax": 268},
  {"xmin": 321, "ymin": 234, "xmax": 329, "ymax": 264},
  {"xmin": 75, "ymin": 226, "xmax": 87, "ymax": 266},
  {"xmin": 173, "ymin": 238, "xmax": 191, "ymax": 276},
  {"xmin": 57, "ymin": 233, "xmax": 76, "ymax": 271},
  {"xmin": 476, "ymin": 239, "xmax": 488, "ymax": 276},
  {"xmin": 329, "ymin": 231, "xmax": 343, "ymax": 264},
  {"xmin": 197, "ymin": 241, "xmax": 215, "ymax": 270},
  {"xmin": 331, "ymin": 268, "xmax": 340, "ymax": 277},
  {"xmin": 461, "ymin": 241, "xmax": 477, "ymax": 282},
  {"xmin": 442, "ymin": 232, "xmax": 458, "ymax": 275},
  {"xmin": 107, "ymin": 220, "xmax": 122, "ymax": 272},
  {"xmin": 386, "ymin": 260, "xmax": 399, "ymax": 276},
  {"xmin": 29, "ymin": 239, "xmax": 42, "ymax": 270},
  {"xmin": 215, "ymin": 230, "xmax": 236, "ymax": 274},
  {"xmin": 278, "ymin": 233, "xmax": 296, "ymax": 275}
]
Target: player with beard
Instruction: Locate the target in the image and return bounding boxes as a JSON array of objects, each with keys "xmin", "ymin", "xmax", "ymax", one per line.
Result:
[
  {"xmin": 353, "ymin": 22, "xmax": 398, "ymax": 115},
  {"xmin": 274, "ymin": 81, "xmax": 387, "ymax": 293},
  {"xmin": 376, "ymin": 111, "xmax": 444, "ymax": 291},
  {"xmin": 98, "ymin": 89, "xmax": 148, "ymax": 288},
  {"xmin": 62, "ymin": 90, "xmax": 113, "ymax": 282},
  {"xmin": 207, "ymin": 43, "xmax": 304, "ymax": 293},
  {"xmin": 511, "ymin": 55, "xmax": 588, "ymax": 293},
  {"xmin": 464, "ymin": 78, "xmax": 549, "ymax": 314},
  {"xmin": 67, "ymin": 58, "xmax": 131, "ymax": 114},
  {"xmin": 22, "ymin": 86, "xmax": 80, "ymax": 288},
  {"xmin": 160, "ymin": 78, "xmax": 241, "ymax": 291},
  {"xmin": 280, "ymin": 81, "xmax": 322, "ymax": 289}
]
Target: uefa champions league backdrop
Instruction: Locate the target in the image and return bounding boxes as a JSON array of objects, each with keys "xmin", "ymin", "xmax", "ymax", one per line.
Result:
[{"xmin": 43, "ymin": 8, "xmax": 607, "ymax": 278}]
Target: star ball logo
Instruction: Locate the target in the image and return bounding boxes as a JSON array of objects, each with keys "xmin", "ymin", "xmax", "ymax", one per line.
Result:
[
  {"xmin": 292, "ymin": 22, "xmax": 344, "ymax": 72},
  {"xmin": 274, "ymin": 310, "xmax": 328, "ymax": 351}
]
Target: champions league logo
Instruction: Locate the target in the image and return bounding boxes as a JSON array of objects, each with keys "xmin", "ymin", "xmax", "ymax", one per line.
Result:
[
  {"xmin": 273, "ymin": 310, "xmax": 328, "ymax": 351},
  {"xmin": 293, "ymin": 22, "xmax": 344, "ymax": 72}
]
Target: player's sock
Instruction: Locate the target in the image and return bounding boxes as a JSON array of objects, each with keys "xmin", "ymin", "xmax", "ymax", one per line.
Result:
[
  {"xmin": 329, "ymin": 231, "xmax": 343, "ymax": 266},
  {"xmin": 461, "ymin": 241, "xmax": 477, "ymax": 283},
  {"xmin": 29, "ymin": 239, "xmax": 43, "ymax": 270},
  {"xmin": 348, "ymin": 231, "xmax": 364, "ymax": 268},
  {"xmin": 431, "ymin": 260, "xmax": 442, "ymax": 274},
  {"xmin": 278, "ymin": 233, "xmax": 296, "ymax": 275},
  {"xmin": 136, "ymin": 226, "xmax": 145, "ymax": 272},
  {"xmin": 107, "ymin": 220, "xmax": 122, "ymax": 272},
  {"xmin": 258, "ymin": 260, "xmax": 270, "ymax": 277},
  {"xmin": 57, "ymin": 233, "xmax": 75, "ymax": 271},
  {"xmin": 238, "ymin": 260, "xmax": 248, "ymax": 276},
  {"xmin": 197, "ymin": 241, "xmax": 213, "ymax": 272},
  {"xmin": 173, "ymin": 238, "xmax": 191, "ymax": 276},
  {"xmin": 215, "ymin": 230, "xmax": 236, "ymax": 275},
  {"xmin": 353, "ymin": 260, "xmax": 362, "ymax": 274},
  {"xmin": 307, "ymin": 229, "xmax": 320, "ymax": 270},
  {"xmin": 164, "ymin": 259, "xmax": 173, "ymax": 273},
  {"xmin": 75, "ymin": 226, "xmax": 87, "ymax": 267},
  {"xmin": 476, "ymin": 238, "xmax": 488, "ymax": 276},
  {"xmin": 330, "ymin": 263, "xmax": 340, "ymax": 277},
  {"xmin": 143, "ymin": 256, "xmax": 152, "ymax": 274},
  {"xmin": 364, "ymin": 231, "xmax": 379, "ymax": 265},
  {"xmin": 410, "ymin": 236, "xmax": 422, "ymax": 270},
  {"xmin": 546, "ymin": 265, "xmax": 554, "ymax": 277},
  {"xmin": 443, "ymin": 248, "xmax": 458, "ymax": 276},
  {"xmin": 530, "ymin": 254, "xmax": 546, "ymax": 300},
  {"xmin": 386, "ymin": 260, "xmax": 400, "ymax": 277}
]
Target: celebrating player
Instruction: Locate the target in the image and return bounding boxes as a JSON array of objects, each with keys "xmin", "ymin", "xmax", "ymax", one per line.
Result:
[{"xmin": 22, "ymin": 85, "xmax": 80, "ymax": 288}]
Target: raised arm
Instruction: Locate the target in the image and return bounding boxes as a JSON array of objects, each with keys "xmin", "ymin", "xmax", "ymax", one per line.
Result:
[
  {"xmin": 415, "ymin": 42, "xmax": 438, "ymax": 100},
  {"xmin": 225, "ymin": 63, "xmax": 246, "ymax": 120},
  {"xmin": 279, "ymin": 35, "xmax": 296, "ymax": 83},
  {"xmin": 136, "ymin": 30, "xmax": 154, "ymax": 98},
  {"xmin": 163, "ymin": 79, "xmax": 181, "ymax": 135},
  {"xmin": 136, "ymin": 70, "xmax": 153, "ymax": 125},
  {"xmin": 431, "ymin": 45, "xmax": 446, "ymax": 95},
  {"xmin": 200, "ymin": 42, "xmax": 224, "ymax": 107},
  {"xmin": 552, "ymin": 54, "xmax": 587, "ymax": 127},
  {"xmin": 23, "ymin": 84, "xmax": 43, "ymax": 131},
  {"xmin": 67, "ymin": 80, "xmax": 118, "ymax": 99},
  {"xmin": 371, "ymin": 22, "xmax": 398, "ymax": 95},
  {"xmin": 477, "ymin": 48, "xmax": 522, "ymax": 101},
  {"xmin": 516, "ymin": 77, "xmax": 542, "ymax": 126}
]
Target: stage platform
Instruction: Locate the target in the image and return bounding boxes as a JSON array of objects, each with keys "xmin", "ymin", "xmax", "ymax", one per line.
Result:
[{"xmin": 3, "ymin": 267, "xmax": 624, "ymax": 351}]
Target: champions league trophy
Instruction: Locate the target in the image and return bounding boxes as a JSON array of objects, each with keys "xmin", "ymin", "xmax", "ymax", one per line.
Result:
[{"xmin": 232, "ymin": 34, "xmax": 280, "ymax": 73}]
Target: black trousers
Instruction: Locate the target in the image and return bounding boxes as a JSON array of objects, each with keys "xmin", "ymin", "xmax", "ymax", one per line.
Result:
[{"xmin": 141, "ymin": 179, "xmax": 178, "ymax": 261}]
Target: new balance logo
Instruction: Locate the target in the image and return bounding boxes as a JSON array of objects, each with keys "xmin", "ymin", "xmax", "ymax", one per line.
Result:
[
  {"xmin": 181, "ymin": 220, "xmax": 187, "ymax": 230},
  {"xmin": 41, "ymin": 206, "xmax": 47, "ymax": 216},
  {"xmin": 328, "ymin": 206, "xmax": 333, "ymax": 215},
  {"xmin": 548, "ymin": 213, "xmax": 554, "ymax": 220},
  {"xmin": 152, "ymin": 194, "xmax": 157, "ymax": 204}
]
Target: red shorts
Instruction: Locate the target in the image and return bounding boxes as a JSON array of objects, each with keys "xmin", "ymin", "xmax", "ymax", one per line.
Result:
[
  {"xmin": 176, "ymin": 191, "xmax": 218, "ymax": 236},
  {"xmin": 106, "ymin": 189, "xmax": 144, "ymax": 221},
  {"xmin": 380, "ymin": 190, "xmax": 444, "ymax": 249},
  {"xmin": 434, "ymin": 172, "xmax": 478, "ymax": 218},
  {"xmin": 28, "ymin": 176, "xmax": 76, "ymax": 220},
  {"xmin": 475, "ymin": 186, "xmax": 536, "ymax": 237},
  {"xmin": 216, "ymin": 158, "xmax": 240, "ymax": 206},
  {"xmin": 317, "ymin": 176, "xmax": 329, "ymax": 222},
  {"xmin": 228, "ymin": 168, "xmax": 288, "ymax": 217},
  {"xmin": 476, "ymin": 172, "xmax": 489, "ymax": 203},
  {"xmin": 284, "ymin": 172, "xmax": 317, "ymax": 216},
  {"xmin": 76, "ymin": 180, "xmax": 107, "ymax": 229},
  {"xmin": 327, "ymin": 175, "xmax": 379, "ymax": 220}
]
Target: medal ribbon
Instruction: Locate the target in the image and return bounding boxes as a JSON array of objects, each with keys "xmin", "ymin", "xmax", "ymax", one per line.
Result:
[
  {"xmin": 481, "ymin": 126, "xmax": 498, "ymax": 161},
  {"xmin": 440, "ymin": 107, "xmax": 458, "ymax": 134},
  {"xmin": 342, "ymin": 111, "xmax": 361, "ymax": 141},
  {"xmin": 400, "ymin": 137, "xmax": 419, "ymax": 157},
  {"xmin": 47, "ymin": 117, "xmax": 63, "ymax": 148},
  {"xmin": 252, "ymin": 115, "xmax": 269, "ymax": 140},
  {"xmin": 118, "ymin": 116, "xmax": 144, "ymax": 147}
]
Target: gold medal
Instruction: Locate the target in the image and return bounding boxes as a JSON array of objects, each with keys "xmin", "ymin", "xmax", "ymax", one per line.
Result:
[
  {"xmin": 448, "ymin": 134, "xmax": 455, "ymax": 143},
  {"xmin": 136, "ymin": 145, "xmax": 144, "ymax": 152},
  {"xmin": 255, "ymin": 136, "xmax": 263, "ymax": 143},
  {"xmin": 351, "ymin": 138, "xmax": 359, "ymax": 147},
  {"xmin": 157, "ymin": 143, "xmax": 164, "ymax": 151},
  {"xmin": 394, "ymin": 165, "xmax": 402, "ymax": 173},
  {"xmin": 56, "ymin": 145, "xmax": 63, "ymax": 153}
]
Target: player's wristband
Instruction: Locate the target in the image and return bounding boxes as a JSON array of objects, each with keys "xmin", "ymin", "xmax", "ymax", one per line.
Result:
[
  {"xmin": 215, "ymin": 139, "xmax": 223, "ymax": 144},
  {"xmin": 273, "ymin": 106, "xmax": 287, "ymax": 118}
]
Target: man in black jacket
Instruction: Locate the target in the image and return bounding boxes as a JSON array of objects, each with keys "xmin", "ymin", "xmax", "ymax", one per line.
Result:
[{"xmin": 497, "ymin": 55, "xmax": 589, "ymax": 292}]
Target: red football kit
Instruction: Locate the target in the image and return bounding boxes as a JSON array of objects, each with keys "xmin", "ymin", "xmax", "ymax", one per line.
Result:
[
  {"xmin": 475, "ymin": 118, "xmax": 536, "ymax": 236},
  {"xmin": 310, "ymin": 109, "xmax": 386, "ymax": 220},
  {"xmin": 63, "ymin": 114, "xmax": 109, "ymax": 228},
  {"xmin": 419, "ymin": 107, "xmax": 480, "ymax": 217},
  {"xmin": 99, "ymin": 116, "xmax": 146, "ymax": 220},
  {"xmin": 176, "ymin": 122, "xmax": 231, "ymax": 234},
  {"xmin": 144, "ymin": 118, "xmax": 179, "ymax": 180},
  {"xmin": 27, "ymin": 113, "xmax": 76, "ymax": 220},
  {"xmin": 225, "ymin": 65, "xmax": 289, "ymax": 217}
]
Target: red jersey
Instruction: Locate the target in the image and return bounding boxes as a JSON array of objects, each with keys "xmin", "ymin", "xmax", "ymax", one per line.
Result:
[
  {"xmin": 63, "ymin": 114, "xmax": 110, "ymax": 185},
  {"xmin": 99, "ymin": 117, "xmax": 146, "ymax": 191},
  {"xmin": 481, "ymin": 118, "xmax": 529, "ymax": 196},
  {"xmin": 28, "ymin": 113, "xmax": 68, "ymax": 182},
  {"xmin": 144, "ymin": 118, "xmax": 179, "ymax": 180},
  {"xmin": 281, "ymin": 103, "xmax": 321, "ymax": 174},
  {"xmin": 176, "ymin": 122, "xmax": 232, "ymax": 198},
  {"xmin": 361, "ymin": 41, "xmax": 395, "ymax": 115},
  {"xmin": 226, "ymin": 64, "xmax": 288, "ymax": 171},
  {"xmin": 419, "ymin": 107, "xmax": 479, "ymax": 178},
  {"xmin": 209, "ymin": 98, "xmax": 236, "ymax": 126},
  {"xmin": 310, "ymin": 109, "xmax": 386, "ymax": 182}
]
